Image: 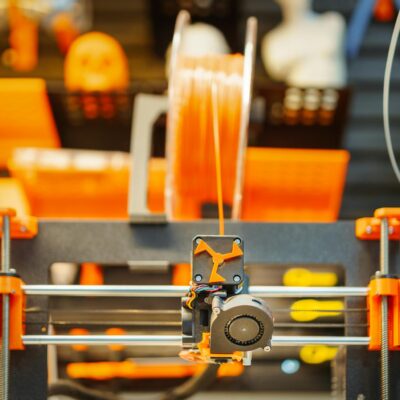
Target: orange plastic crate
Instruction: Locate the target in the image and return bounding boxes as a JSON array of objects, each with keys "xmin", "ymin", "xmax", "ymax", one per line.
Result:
[
  {"xmin": 0, "ymin": 79, "xmax": 60, "ymax": 168},
  {"xmin": 8, "ymin": 147, "xmax": 348, "ymax": 221},
  {"xmin": 241, "ymin": 148, "xmax": 350, "ymax": 222},
  {"xmin": 8, "ymin": 148, "xmax": 164, "ymax": 218}
]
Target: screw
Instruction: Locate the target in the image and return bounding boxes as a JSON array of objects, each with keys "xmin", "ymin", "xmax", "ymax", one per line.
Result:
[
  {"xmin": 19, "ymin": 226, "xmax": 26, "ymax": 233},
  {"xmin": 234, "ymin": 238, "xmax": 241, "ymax": 245},
  {"xmin": 366, "ymin": 225, "xmax": 372, "ymax": 234},
  {"xmin": 264, "ymin": 346, "xmax": 271, "ymax": 352},
  {"xmin": 233, "ymin": 275, "xmax": 241, "ymax": 283},
  {"xmin": 213, "ymin": 307, "xmax": 221, "ymax": 315},
  {"xmin": 195, "ymin": 237, "xmax": 201, "ymax": 244},
  {"xmin": 194, "ymin": 274, "xmax": 202, "ymax": 282},
  {"xmin": 388, "ymin": 225, "xmax": 394, "ymax": 235},
  {"xmin": 380, "ymin": 218, "xmax": 390, "ymax": 400}
]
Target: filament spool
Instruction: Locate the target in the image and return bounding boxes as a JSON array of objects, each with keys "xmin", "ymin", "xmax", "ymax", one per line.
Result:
[{"xmin": 166, "ymin": 13, "xmax": 257, "ymax": 220}]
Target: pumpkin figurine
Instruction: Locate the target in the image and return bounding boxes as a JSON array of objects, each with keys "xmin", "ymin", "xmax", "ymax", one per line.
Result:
[{"xmin": 65, "ymin": 32, "xmax": 129, "ymax": 92}]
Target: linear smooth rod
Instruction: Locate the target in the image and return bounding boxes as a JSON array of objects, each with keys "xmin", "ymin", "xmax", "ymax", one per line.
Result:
[
  {"xmin": 21, "ymin": 335, "xmax": 370, "ymax": 346},
  {"xmin": 22, "ymin": 285, "xmax": 368, "ymax": 298}
]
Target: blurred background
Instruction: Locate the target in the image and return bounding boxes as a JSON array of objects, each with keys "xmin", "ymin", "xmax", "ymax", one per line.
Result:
[
  {"xmin": 1, "ymin": 0, "xmax": 399, "ymax": 219},
  {"xmin": 1, "ymin": 1, "xmax": 400, "ymax": 398}
]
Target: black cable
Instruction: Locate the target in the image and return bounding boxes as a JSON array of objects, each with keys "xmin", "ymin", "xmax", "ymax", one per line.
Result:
[
  {"xmin": 48, "ymin": 380, "xmax": 118, "ymax": 400},
  {"xmin": 383, "ymin": 11, "xmax": 400, "ymax": 183},
  {"xmin": 48, "ymin": 364, "xmax": 220, "ymax": 400},
  {"xmin": 160, "ymin": 364, "xmax": 220, "ymax": 400}
]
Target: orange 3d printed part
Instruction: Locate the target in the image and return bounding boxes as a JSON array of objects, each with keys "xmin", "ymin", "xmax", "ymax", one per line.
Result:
[
  {"xmin": 356, "ymin": 208, "xmax": 400, "ymax": 240},
  {"xmin": 65, "ymin": 32, "xmax": 130, "ymax": 92},
  {"xmin": 374, "ymin": 0, "xmax": 396, "ymax": 22},
  {"xmin": 166, "ymin": 54, "xmax": 244, "ymax": 219},
  {"xmin": 51, "ymin": 12, "xmax": 80, "ymax": 54},
  {"xmin": 0, "ymin": 179, "xmax": 37, "ymax": 238},
  {"xmin": 0, "ymin": 79, "xmax": 60, "ymax": 168},
  {"xmin": 368, "ymin": 276, "xmax": 400, "ymax": 350},
  {"xmin": 0, "ymin": 274, "xmax": 25, "ymax": 350},
  {"xmin": 66, "ymin": 359, "xmax": 243, "ymax": 380},
  {"xmin": 0, "ymin": 178, "xmax": 30, "ymax": 217},
  {"xmin": 5, "ymin": 0, "xmax": 39, "ymax": 71},
  {"xmin": 0, "ymin": 208, "xmax": 26, "ymax": 350},
  {"xmin": 356, "ymin": 208, "xmax": 400, "ymax": 351}
]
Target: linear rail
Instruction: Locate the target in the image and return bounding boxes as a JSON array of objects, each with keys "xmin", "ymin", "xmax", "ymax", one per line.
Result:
[
  {"xmin": 23, "ymin": 285, "xmax": 368, "ymax": 298},
  {"xmin": 21, "ymin": 335, "xmax": 370, "ymax": 346}
]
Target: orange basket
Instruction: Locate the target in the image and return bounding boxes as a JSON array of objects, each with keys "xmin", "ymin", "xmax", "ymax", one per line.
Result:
[
  {"xmin": 0, "ymin": 79, "xmax": 60, "ymax": 168},
  {"xmin": 8, "ymin": 147, "xmax": 348, "ymax": 221},
  {"xmin": 241, "ymin": 148, "xmax": 350, "ymax": 222},
  {"xmin": 8, "ymin": 148, "xmax": 164, "ymax": 218}
]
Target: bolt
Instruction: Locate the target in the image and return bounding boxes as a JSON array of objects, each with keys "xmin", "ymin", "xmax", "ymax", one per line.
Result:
[
  {"xmin": 366, "ymin": 225, "xmax": 372, "ymax": 234},
  {"xmin": 195, "ymin": 237, "xmax": 201, "ymax": 244},
  {"xmin": 194, "ymin": 274, "xmax": 202, "ymax": 282},
  {"xmin": 388, "ymin": 225, "xmax": 394, "ymax": 235},
  {"xmin": 213, "ymin": 307, "xmax": 221, "ymax": 315},
  {"xmin": 233, "ymin": 275, "xmax": 241, "ymax": 283},
  {"xmin": 264, "ymin": 346, "xmax": 271, "ymax": 352},
  {"xmin": 234, "ymin": 238, "xmax": 241, "ymax": 245},
  {"xmin": 19, "ymin": 226, "xmax": 26, "ymax": 233}
]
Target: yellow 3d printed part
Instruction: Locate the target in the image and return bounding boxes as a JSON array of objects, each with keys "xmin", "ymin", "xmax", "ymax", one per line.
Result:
[
  {"xmin": 283, "ymin": 268, "xmax": 338, "ymax": 287},
  {"xmin": 290, "ymin": 299, "xmax": 344, "ymax": 322},
  {"xmin": 300, "ymin": 345, "xmax": 338, "ymax": 364}
]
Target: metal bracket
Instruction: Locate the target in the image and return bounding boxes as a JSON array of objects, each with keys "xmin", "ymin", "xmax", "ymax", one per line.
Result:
[{"xmin": 128, "ymin": 93, "xmax": 168, "ymax": 223}]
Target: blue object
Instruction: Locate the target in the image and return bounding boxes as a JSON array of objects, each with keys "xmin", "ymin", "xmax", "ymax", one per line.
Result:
[
  {"xmin": 346, "ymin": 0, "xmax": 376, "ymax": 59},
  {"xmin": 54, "ymin": 0, "xmax": 76, "ymax": 11},
  {"xmin": 281, "ymin": 359, "xmax": 301, "ymax": 375}
]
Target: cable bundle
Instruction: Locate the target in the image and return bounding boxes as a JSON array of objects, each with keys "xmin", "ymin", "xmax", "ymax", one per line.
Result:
[{"xmin": 167, "ymin": 54, "xmax": 244, "ymax": 219}]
